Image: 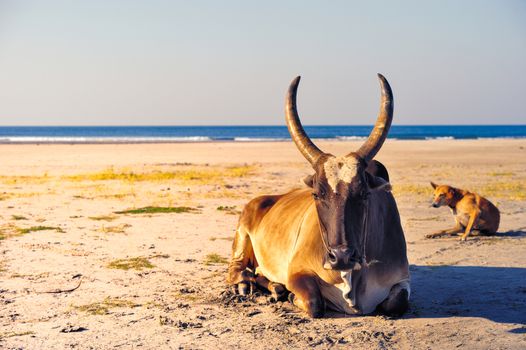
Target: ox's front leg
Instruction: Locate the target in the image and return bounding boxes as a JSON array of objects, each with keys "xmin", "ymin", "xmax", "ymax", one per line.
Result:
[
  {"xmin": 255, "ymin": 275, "xmax": 288, "ymax": 302},
  {"xmin": 287, "ymin": 273, "xmax": 325, "ymax": 318}
]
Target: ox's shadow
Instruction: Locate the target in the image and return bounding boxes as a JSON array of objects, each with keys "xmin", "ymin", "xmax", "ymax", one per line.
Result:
[
  {"xmin": 408, "ymin": 264, "xmax": 526, "ymax": 325},
  {"xmin": 495, "ymin": 230, "xmax": 526, "ymax": 238}
]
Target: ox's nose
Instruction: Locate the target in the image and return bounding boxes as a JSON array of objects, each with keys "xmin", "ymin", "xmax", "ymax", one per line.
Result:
[{"xmin": 325, "ymin": 247, "xmax": 357, "ymax": 271}]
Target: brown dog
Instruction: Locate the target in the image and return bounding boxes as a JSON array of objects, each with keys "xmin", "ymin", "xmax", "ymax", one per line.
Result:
[{"xmin": 426, "ymin": 182, "xmax": 500, "ymax": 241}]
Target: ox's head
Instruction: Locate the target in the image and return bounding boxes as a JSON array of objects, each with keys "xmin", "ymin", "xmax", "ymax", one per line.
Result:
[{"xmin": 285, "ymin": 74, "xmax": 394, "ymax": 271}]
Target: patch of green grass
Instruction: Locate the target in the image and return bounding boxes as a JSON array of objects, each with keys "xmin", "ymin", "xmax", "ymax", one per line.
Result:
[
  {"xmin": 115, "ymin": 206, "xmax": 198, "ymax": 215},
  {"xmin": 203, "ymin": 253, "xmax": 228, "ymax": 266},
  {"xmin": 0, "ymin": 331, "xmax": 35, "ymax": 340},
  {"xmin": 107, "ymin": 257, "xmax": 154, "ymax": 270},
  {"xmin": 11, "ymin": 215, "xmax": 28, "ymax": 221},
  {"xmin": 74, "ymin": 297, "xmax": 140, "ymax": 315},
  {"xmin": 89, "ymin": 215, "xmax": 118, "ymax": 221},
  {"xmin": 17, "ymin": 226, "xmax": 64, "ymax": 234}
]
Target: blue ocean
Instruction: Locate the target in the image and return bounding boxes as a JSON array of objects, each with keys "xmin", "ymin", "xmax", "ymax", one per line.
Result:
[{"xmin": 0, "ymin": 125, "xmax": 524, "ymax": 143}]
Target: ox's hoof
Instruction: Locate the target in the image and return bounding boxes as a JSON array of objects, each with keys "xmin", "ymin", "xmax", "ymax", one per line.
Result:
[
  {"xmin": 288, "ymin": 292, "xmax": 295, "ymax": 304},
  {"xmin": 268, "ymin": 282, "xmax": 288, "ymax": 303},
  {"xmin": 237, "ymin": 281, "xmax": 255, "ymax": 296},
  {"xmin": 287, "ymin": 293, "xmax": 325, "ymax": 318}
]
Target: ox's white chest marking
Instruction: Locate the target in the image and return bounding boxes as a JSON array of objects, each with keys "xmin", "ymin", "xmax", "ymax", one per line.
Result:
[
  {"xmin": 323, "ymin": 156, "xmax": 359, "ymax": 193},
  {"xmin": 337, "ymin": 271, "xmax": 357, "ymax": 310},
  {"xmin": 340, "ymin": 271, "xmax": 352, "ymax": 297}
]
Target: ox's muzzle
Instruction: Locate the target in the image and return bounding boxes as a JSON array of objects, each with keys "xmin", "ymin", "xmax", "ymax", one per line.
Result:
[{"xmin": 324, "ymin": 247, "xmax": 361, "ymax": 271}]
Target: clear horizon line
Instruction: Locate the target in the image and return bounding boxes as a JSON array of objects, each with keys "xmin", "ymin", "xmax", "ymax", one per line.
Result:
[{"xmin": 0, "ymin": 124, "xmax": 525, "ymax": 128}]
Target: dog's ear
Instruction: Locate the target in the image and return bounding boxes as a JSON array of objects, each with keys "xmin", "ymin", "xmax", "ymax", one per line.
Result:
[
  {"xmin": 430, "ymin": 181, "xmax": 438, "ymax": 189},
  {"xmin": 302, "ymin": 174, "xmax": 314, "ymax": 188}
]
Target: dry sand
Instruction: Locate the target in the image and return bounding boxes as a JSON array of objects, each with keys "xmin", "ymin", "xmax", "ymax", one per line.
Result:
[{"xmin": 1, "ymin": 139, "xmax": 525, "ymax": 349}]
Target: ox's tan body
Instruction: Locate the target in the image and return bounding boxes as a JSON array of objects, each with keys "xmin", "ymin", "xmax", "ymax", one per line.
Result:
[
  {"xmin": 227, "ymin": 73, "xmax": 410, "ymax": 318},
  {"xmin": 229, "ymin": 187, "xmax": 410, "ymax": 315}
]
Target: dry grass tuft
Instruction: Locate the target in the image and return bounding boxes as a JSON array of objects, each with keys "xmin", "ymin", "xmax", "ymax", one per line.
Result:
[
  {"xmin": 115, "ymin": 206, "xmax": 198, "ymax": 215},
  {"xmin": 489, "ymin": 171, "xmax": 515, "ymax": 177},
  {"xmin": 89, "ymin": 215, "xmax": 118, "ymax": 222},
  {"xmin": 209, "ymin": 236, "xmax": 234, "ymax": 242},
  {"xmin": 1, "ymin": 224, "xmax": 64, "ymax": 240},
  {"xmin": 107, "ymin": 257, "xmax": 154, "ymax": 270},
  {"xmin": 217, "ymin": 205, "xmax": 241, "ymax": 215},
  {"xmin": 0, "ymin": 174, "xmax": 50, "ymax": 185},
  {"xmin": 17, "ymin": 226, "xmax": 64, "ymax": 234},
  {"xmin": 203, "ymin": 253, "xmax": 228, "ymax": 266},
  {"xmin": 63, "ymin": 165, "xmax": 254, "ymax": 184},
  {"xmin": 74, "ymin": 297, "xmax": 140, "ymax": 315},
  {"xmin": 0, "ymin": 331, "xmax": 35, "ymax": 340},
  {"xmin": 101, "ymin": 223, "xmax": 131, "ymax": 234},
  {"xmin": 392, "ymin": 184, "xmax": 432, "ymax": 196},
  {"xmin": 475, "ymin": 181, "xmax": 526, "ymax": 200}
]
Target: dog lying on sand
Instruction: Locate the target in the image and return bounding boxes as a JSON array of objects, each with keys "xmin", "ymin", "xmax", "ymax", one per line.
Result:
[{"xmin": 426, "ymin": 182, "xmax": 500, "ymax": 241}]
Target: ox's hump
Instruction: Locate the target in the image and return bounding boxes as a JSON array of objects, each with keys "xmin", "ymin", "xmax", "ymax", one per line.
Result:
[{"xmin": 323, "ymin": 156, "xmax": 359, "ymax": 193}]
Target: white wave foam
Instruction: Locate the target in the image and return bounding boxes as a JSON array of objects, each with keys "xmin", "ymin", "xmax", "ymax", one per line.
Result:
[
  {"xmin": 233, "ymin": 137, "xmax": 287, "ymax": 142},
  {"xmin": 0, "ymin": 136, "xmax": 212, "ymax": 143},
  {"xmin": 335, "ymin": 136, "xmax": 368, "ymax": 141},
  {"xmin": 424, "ymin": 136, "xmax": 455, "ymax": 140}
]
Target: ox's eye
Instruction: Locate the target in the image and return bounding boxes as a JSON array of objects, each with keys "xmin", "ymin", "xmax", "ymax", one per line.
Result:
[{"xmin": 312, "ymin": 189, "xmax": 326, "ymax": 200}]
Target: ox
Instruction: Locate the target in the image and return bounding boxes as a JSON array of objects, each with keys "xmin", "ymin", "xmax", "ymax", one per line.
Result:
[{"xmin": 227, "ymin": 74, "xmax": 410, "ymax": 317}]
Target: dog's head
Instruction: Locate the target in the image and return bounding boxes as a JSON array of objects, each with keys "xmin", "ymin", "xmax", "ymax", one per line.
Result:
[{"xmin": 430, "ymin": 182, "xmax": 456, "ymax": 208}]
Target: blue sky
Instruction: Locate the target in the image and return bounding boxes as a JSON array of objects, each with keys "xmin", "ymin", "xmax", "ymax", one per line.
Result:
[{"xmin": 0, "ymin": 1, "xmax": 524, "ymax": 125}]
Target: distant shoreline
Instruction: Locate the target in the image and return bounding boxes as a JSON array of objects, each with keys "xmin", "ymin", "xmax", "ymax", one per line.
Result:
[
  {"xmin": 1, "ymin": 125, "xmax": 525, "ymax": 144},
  {"xmin": 1, "ymin": 137, "xmax": 525, "ymax": 145}
]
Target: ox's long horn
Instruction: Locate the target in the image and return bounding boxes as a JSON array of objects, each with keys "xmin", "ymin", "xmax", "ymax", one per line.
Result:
[
  {"xmin": 354, "ymin": 73, "xmax": 394, "ymax": 162},
  {"xmin": 285, "ymin": 76, "xmax": 325, "ymax": 166}
]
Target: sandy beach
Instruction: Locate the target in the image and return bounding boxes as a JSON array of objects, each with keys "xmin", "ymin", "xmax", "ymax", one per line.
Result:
[{"xmin": 1, "ymin": 139, "xmax": 525, "ymax": 349}]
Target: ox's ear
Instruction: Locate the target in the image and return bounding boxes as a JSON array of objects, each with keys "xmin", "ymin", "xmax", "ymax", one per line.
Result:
[
  {"xmin": 430, "ymin": 181, "xmax": 438, "ymax": 189},
  {"xmin": 302, "ymin": 174, "xmax": 314, "ymax": 188},
  {"xmin": 367, "ymin": 172, "xmax": 392, "ymax": 192}
]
